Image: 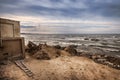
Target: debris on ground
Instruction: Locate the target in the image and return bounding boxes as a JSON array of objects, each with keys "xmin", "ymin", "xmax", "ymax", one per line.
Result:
[{"xmin": 26, "ymin": 41, "xmax": 40, "ymax": 55}]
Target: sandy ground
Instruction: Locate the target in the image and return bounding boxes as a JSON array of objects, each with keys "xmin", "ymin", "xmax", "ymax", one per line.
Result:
[{"xmin": 1, "ymin": 56, "xmax": 120, "ymax": 80}]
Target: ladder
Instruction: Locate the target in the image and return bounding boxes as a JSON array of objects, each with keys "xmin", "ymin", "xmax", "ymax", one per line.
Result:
[{"xmin": 14, "ymin": 60, "xmax": 38, "ymax": 80}]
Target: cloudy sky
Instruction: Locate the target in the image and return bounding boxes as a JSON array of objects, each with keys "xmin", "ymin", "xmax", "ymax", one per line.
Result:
[{"xmin": 0, "ymin": 0, "xmax": 120, "ymax": 34}]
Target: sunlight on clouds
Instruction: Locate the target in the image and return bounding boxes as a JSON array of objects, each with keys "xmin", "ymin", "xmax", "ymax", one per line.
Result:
[
  {"xmin": 1, "ymin": 14, "xmax": 117, "ymax": 27},
  {"xmin": 1, "ymin": 14, "xmax": 120, "ymax": 34},
  {"xmin": 1, "ymin": 14, "xmax": 46, "ymax": 26}
]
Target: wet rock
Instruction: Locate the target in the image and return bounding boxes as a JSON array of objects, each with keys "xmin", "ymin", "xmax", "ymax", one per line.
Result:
[
  {"xmin": 64, "ymin": 46, "xmax": 78, "ymax": 56},
  {"xmin": 91, "ymin": 38, "xmax": 100, "ymax": 41},
  {"xmin": 61, "ymin": 47, "xmax": 66, "ymax": 50},
  {"xmin": 53, "ymin": 45, "xmax": 61, "ymax": 49},
  {"xmin": 105, "ymin": 56, "xmax": 120, "ymax": 65},
  {"xmin": 81, "ymin": 53, "xmax": 120, "ymax": 70},
  {"xmin": 69, "ymin": 45, "xmax": 78, "ymax": 48},
  {"xmin": 90, "ymin": 54, "xmax": 102, "ymax": 60},
  {"xmin": 84, "ymin": 38, "xmax": 89, "ymax": 40}
]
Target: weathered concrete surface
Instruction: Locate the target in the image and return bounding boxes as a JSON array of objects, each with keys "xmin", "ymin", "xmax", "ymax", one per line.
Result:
[
  {"xmin": 0, "ymin": 18, "xmax": 25, "ymax": 60},
  {"xmin": 0, "ymin": 18, "xmax": 20, "ymax": 37},
  {"xmin": 0, "ymin": 37, "xmax": 25, "ymax": 60}
]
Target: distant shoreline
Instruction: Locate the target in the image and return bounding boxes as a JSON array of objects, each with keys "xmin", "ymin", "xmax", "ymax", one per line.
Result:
[{"xmin": 21, "ymin": 33, "xmax": 120, "ymax": 35}]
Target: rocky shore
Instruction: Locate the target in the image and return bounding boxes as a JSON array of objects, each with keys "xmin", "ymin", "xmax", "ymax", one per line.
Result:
[
  {"xmin": 26, "ymin": 41, "xmax": 120, "ymax": 70},
  {"xmin": 0, "ymin": 41, "xmax": 120, "ymax": 80}
]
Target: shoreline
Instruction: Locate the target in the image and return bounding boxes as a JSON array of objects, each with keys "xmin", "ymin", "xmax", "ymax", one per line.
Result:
[{"xmin": 26, "ymin": 41, "xmax": 120, "ymax": 70}]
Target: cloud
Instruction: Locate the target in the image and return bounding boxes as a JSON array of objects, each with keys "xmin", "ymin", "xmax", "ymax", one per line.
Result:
[
  {"xmin": 0, "ymin": 0, "xmax": 120, "ymax": 34},
  {"xmin": 1, "ymin": 0, "xmax": 120, "ymax": 19},
  {"xmin": 21, "ymin": 22, "xmax": 120, "ymax": 34}
]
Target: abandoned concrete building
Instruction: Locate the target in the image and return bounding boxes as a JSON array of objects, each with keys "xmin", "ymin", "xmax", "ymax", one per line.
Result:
[{"xmin": 0, "ymin": 18, "xmax": 25, "ymax": 60}]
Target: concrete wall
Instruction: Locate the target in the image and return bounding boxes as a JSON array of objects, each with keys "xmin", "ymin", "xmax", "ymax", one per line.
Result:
[
  {"xmin": 0, "ymin": 37, "xmax": 25, "ymax": 60},
  {"xmin": 0, "ymin": 18, "xmax": 20, "ymax": 37},
  {"xmin": 0, "ymin": 18, "xmax": 25, "ymax": 60}
]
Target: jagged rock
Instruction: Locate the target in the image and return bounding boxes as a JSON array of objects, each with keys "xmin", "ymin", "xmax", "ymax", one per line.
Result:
[
  {"xmin": 53, "ymin": 45, "xmax": 61, "ymax": 49},
  {"xmin": 26, "ymin": 42, "xmax": 70, "ymax": 60},
  {"xmin": 26, "ymin": 41, "xmax": 39, "ymax": 55},
  {"xmin": 106, "ymin": 56, "xmax": 120, "ymax": 65},
  {"xmin": 27, "ymin": 41, "xmax": 37, "ymax": 48},
  {"xmin": 64, "ymin": 46, "xmax": 78, "ymax": 56}
]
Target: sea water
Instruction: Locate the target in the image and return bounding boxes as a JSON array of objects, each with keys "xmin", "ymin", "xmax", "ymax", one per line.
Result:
[{"xmin": 21, "ymin": 34, "xmax": 120, "ymax": 57}]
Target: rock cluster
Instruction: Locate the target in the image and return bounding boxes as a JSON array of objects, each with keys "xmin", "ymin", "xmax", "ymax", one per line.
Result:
[
  {"xmin": 26, "ymin": 41, "xmax": 120, "ymax": 70},
  {"xmin": 81, "ymin": 53, "xmax": 120, "ymax": 70},
  {"xmin": 64, "ymin": 45, "xmax": 79, "ymax": 56},
  {"xmin": 26, "ymin": 41, "xmax": 80, "ymax": 60}
]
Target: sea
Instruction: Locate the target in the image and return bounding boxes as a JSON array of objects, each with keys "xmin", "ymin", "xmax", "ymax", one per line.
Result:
[{"xmin": 21, "ymin": 34, "xmax": 120, "ymax": 57}]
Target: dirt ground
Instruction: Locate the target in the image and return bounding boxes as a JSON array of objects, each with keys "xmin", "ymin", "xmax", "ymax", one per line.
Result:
[
  {"xmin": 0, "ymin": 56, "xmax": 120, "ymax": 80},
  {"xmin": 0, "ymin": 43, "xmax": 120, "ymax": 80}
]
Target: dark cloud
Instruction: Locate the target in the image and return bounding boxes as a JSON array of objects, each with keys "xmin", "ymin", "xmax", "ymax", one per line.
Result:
[
  {"xmin": 0, "ymin": 0, "xmax": 20, "ymax": 5},
  {"xmin": 0, "ymin": 0, "xmax": 25, "ymax": 14},
  {"xmin": 27, "ymin": 5, "xmax": 86, "ymax": 18},
  {"xmin": 86, "ymin": 0, "xmax": 120, "ymax": 18},
  {"xmin": 1, "ymin": 0, "xmax": 120, "ymax": 34},
  {"xmin": 0, "ymin": 0, "xmax": 120, "ymax": 20}
]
